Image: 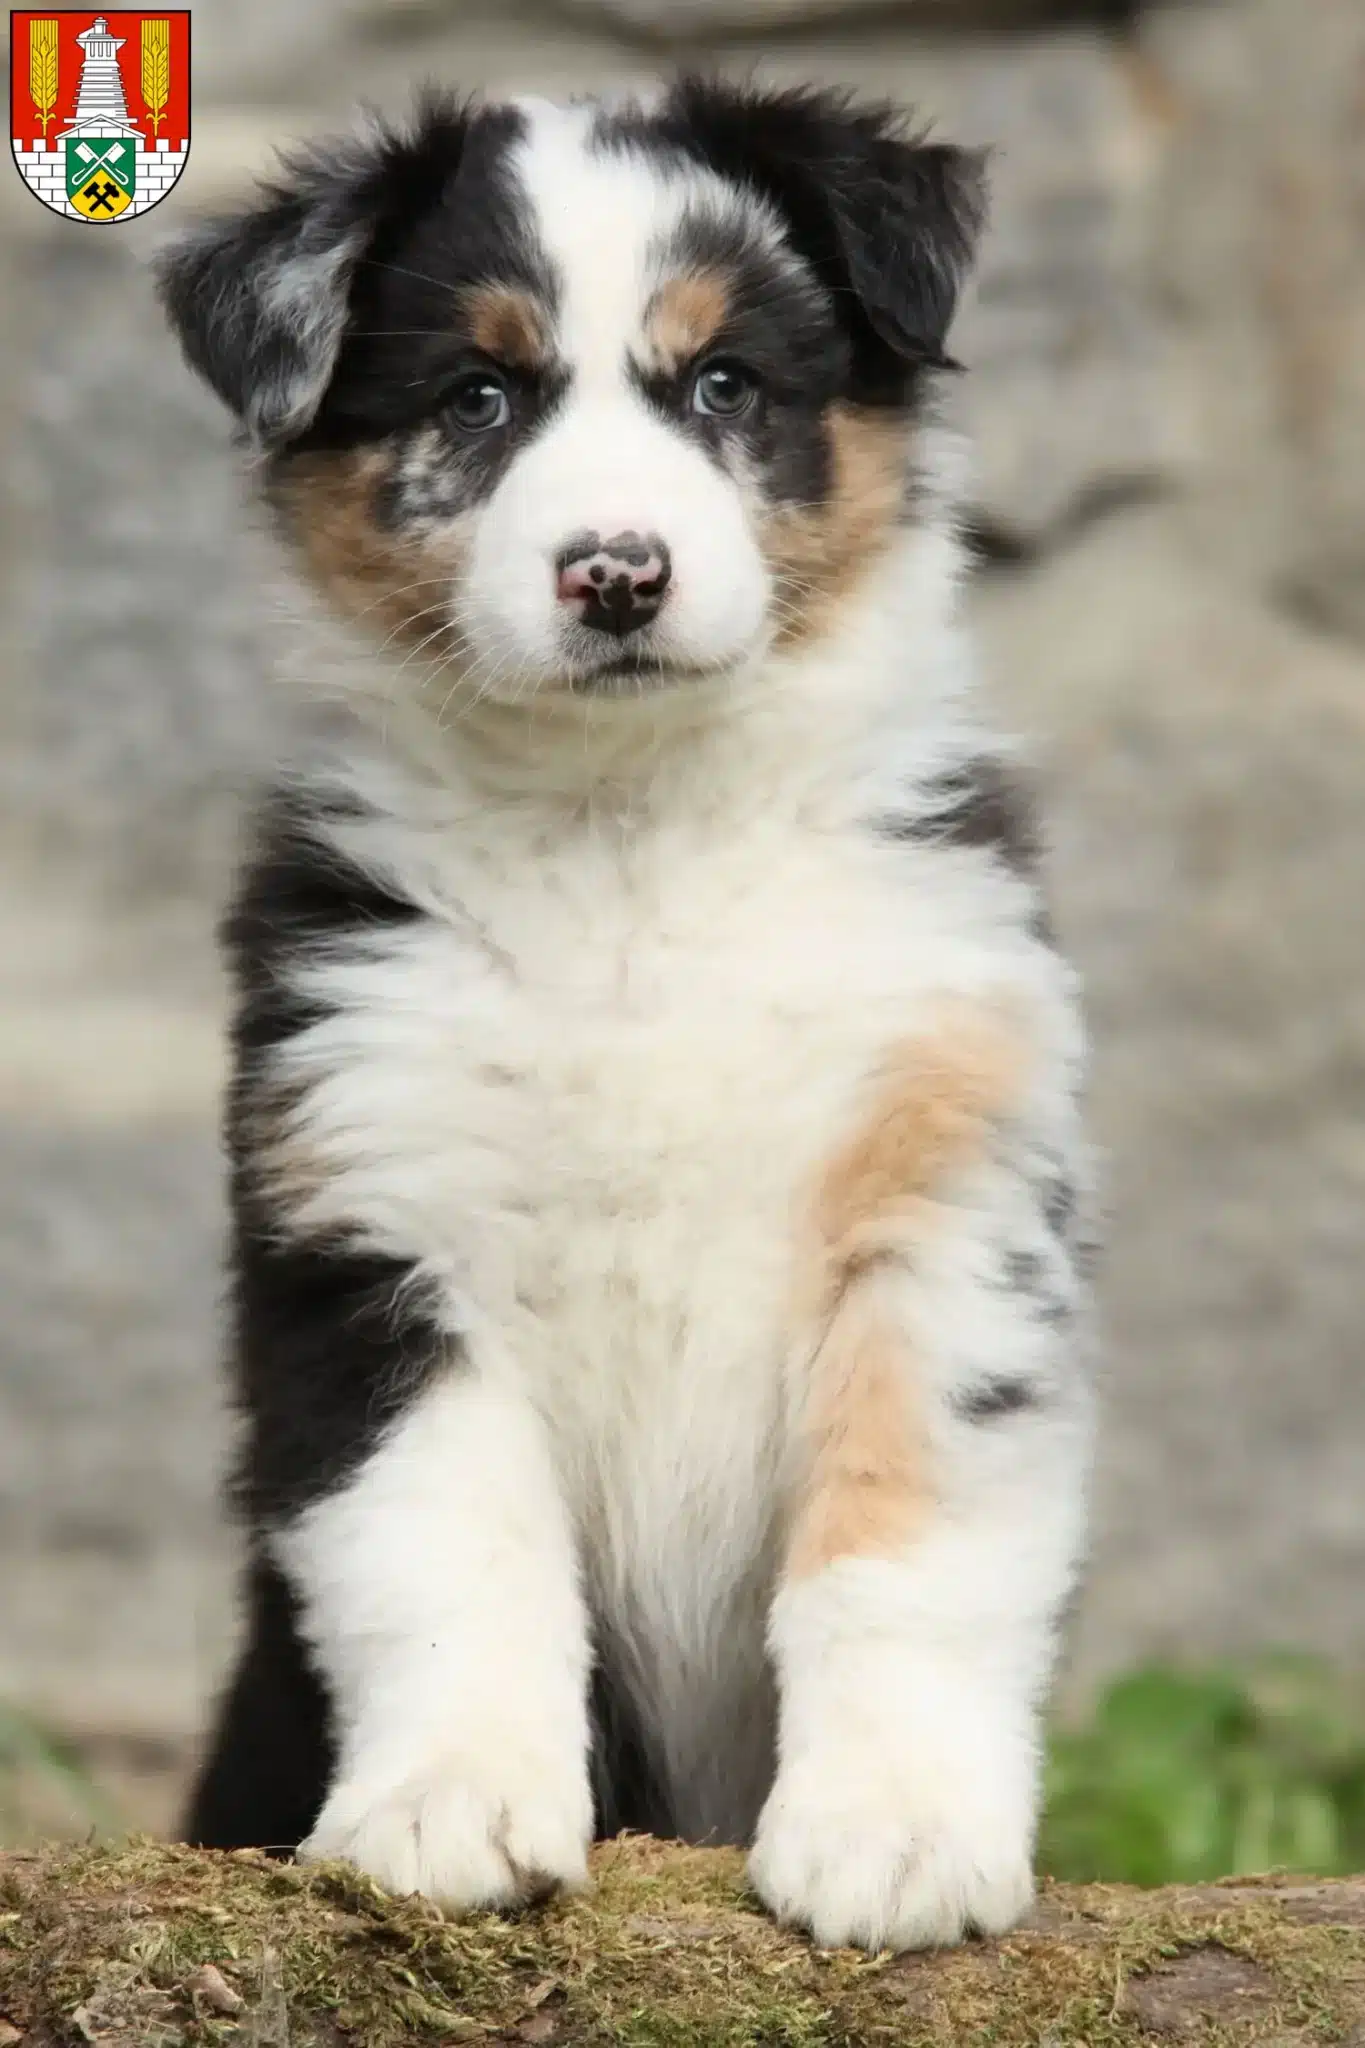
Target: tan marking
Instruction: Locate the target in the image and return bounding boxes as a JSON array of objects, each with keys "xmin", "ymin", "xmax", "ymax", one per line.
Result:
[
  {"xmin": 269, "ymin": 446, "xmax": 466, "ymax": 650},
  {"xmin": 786, "ymin": 1274, "xmax": 930, "ymax": 1579},
  {"xmin": 785, "ymin": 1012, "xmax": 1027, "ymax": 1579},
  {"xmin": 813, "ymin": 1013, "xmax": 1024, "ymax": 1277},
  {"xmin": 761, "ymin": 403, "xmax": 907, "ymax": 649},
  {"xmin": 461, "ymin": 283, "xmax": 550, "ymax": 372},
  {"xmin": 644, "ymin": 268, "xmax": 731, "ymax": 376}
]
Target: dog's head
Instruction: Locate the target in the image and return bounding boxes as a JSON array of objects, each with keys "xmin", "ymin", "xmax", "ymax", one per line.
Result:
[{"xmin": 158, "ymin": 82, "xmax": 985, "ymax": 704}]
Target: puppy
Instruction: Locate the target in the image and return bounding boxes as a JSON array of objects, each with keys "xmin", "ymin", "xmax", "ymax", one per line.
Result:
[{"xmin": 160, "ymin": 77, "xmax": 1095, "ymax": 1953}]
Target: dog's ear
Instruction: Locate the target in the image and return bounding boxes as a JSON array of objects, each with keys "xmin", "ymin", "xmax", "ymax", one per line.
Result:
[
  {"xmin": 154, "ymin": 96, "xmax": 473, "ymax": 448},
  {"xmin": 666, "ymin": 79, "xmax": 987, "ymax": 371}
]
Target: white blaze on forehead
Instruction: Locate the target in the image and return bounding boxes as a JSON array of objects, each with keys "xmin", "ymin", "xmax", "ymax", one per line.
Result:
[
  {"xmin": 457, "ymin": 97, "xmax": 778, "ymax": 689},
  {"xmin": 507, "ymin": 98, "xmax": 751, "ymax": 391}
]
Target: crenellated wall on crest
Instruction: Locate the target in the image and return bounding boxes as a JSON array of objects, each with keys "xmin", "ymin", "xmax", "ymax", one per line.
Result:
[{"xmin": 11, "ymin": 135, "xmax": 188, "ymax": 220}]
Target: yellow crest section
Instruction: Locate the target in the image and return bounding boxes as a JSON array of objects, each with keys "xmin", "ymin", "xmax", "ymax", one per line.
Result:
[
  {"xmin": 28, "ymin": 19, "xmax": 60, "ymax": 139},
  {"xmin": 69, "ymin": 167, "xmax": 133, "ymax": 218},
  {"xmin": 140, "ymin": 18, "xmax": 170, "ymax": 138}
]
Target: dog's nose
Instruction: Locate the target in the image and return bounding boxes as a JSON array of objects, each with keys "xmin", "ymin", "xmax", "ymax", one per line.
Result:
[{"xmin": 555, "ymin": 530, "xmax": 672, "ymax": 638}]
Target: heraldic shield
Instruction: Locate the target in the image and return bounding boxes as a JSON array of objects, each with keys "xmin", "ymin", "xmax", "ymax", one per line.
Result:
[{"xmin": 10, "ymin": 13, "xmax": 190, "ymax": 223}]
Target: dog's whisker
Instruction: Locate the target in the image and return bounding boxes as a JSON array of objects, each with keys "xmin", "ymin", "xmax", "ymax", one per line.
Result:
[{"xmin": 362, "ymin": 257, "xmax": 470, "ymax": 303}]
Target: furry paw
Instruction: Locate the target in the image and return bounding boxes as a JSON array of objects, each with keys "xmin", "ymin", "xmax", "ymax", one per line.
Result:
[
  {"xmin": 748, "ymin": 1750, "xmax": 1034, "ymax": 1952},
  {"xmin": 299, "ymin": 1734, "xmax": 593, "ymax": 1912}
]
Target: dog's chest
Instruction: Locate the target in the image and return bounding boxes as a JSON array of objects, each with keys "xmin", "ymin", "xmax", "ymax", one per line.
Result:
[
  {"xmin": 284, "ymin": 809, "xmax": 963, "ymax": 1796},
  {"xmin": 294, "ymin": 815, "xmax": 944, "ymax": 1537},
  {"xmin": 339, "ymin": 826, "xmax": 905, "ymax": 1235}
]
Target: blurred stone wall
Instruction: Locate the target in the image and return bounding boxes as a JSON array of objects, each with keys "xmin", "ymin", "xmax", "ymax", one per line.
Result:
[{"xmin": 2, "ymin": 0, "xmax": 1363, "ymax": 1825}]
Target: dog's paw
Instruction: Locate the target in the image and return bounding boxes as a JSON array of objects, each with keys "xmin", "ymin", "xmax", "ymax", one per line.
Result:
[
  {"xmin": 299, "ymin": 1733, "xmax": 592, "ymax": 1912},
  {"xmin": 748, "ymin": 1750, "xmax": 1034, "ymax": 1953}
]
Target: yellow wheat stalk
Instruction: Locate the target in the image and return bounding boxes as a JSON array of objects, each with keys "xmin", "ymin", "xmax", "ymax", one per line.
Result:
[
  {"xmin": 28, "ymin": 19, "xmax": 59, "ymax": 140},
  {"xmin": 140, "ymin": 18, "xmax": 171, "ymax": 137}
]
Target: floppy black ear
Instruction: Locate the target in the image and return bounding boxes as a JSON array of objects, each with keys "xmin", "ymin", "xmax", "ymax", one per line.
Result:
[
  {"xmin": 154, "ymin": 96, "xmax": 473, "ymax": 448},
  {"xmin": 666, "ymin": 79, "xmax": 988, "ymax": 371}
]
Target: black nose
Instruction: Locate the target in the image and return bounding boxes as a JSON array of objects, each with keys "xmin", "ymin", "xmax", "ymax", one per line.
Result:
[{"xmin": 555, "ymin": 530, "xmax": 672, "ymax": 638}]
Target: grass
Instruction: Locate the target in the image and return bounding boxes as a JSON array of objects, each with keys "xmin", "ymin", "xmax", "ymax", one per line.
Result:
[{"xmin": 5, "ymin": 1657, "xmax": 1365, "ymax": 1887}]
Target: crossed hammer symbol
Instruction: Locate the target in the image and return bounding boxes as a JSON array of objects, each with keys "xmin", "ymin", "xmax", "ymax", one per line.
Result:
[
  {"xmin": 73, "ymin": 139, "xmax": 130, "ymax": 209},
  {"xmin": 80, "ymin": 175, "xmax": 121, "ymax": 212}
]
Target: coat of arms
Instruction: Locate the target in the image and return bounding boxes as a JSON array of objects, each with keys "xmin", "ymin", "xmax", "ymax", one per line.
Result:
[{"xmin": 10, "ymin": 11, "xmax": 189, "ymax": 222}]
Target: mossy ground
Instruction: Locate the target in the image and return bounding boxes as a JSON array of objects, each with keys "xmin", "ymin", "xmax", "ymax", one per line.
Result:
[{"xmin": 2, "ymin": 1836, "xmax": 1362, "ymax": 2047}]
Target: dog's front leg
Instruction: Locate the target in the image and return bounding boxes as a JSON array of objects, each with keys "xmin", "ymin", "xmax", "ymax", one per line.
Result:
[
  {"xmin": 749, "ymin": 1026, "xmax": 1093, "ymax": 1951},
  {"xmin": 279, "ymin": 1363, "xmax": 594, "ymax": 1910}
]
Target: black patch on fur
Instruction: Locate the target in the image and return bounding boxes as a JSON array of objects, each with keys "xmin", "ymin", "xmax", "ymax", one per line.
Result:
[
  {"xmin": 275, "ymin": 104, "xmax": 570, "ymax": 523},
  {"xmin": 157, "ymin": 94, "xmax": 469, "ymax": 443},
  {"xmin": 1037, "ymin": 1164, "xmax": 1101, "ymax": 1283},
  {"xmin": 156, "ymin": 95, "xmax": 560, "ymax": 460},
  {"xmin": 186, "ymin": 800, "xmax": 452, "ymax": 1856},
  {"xmin": 998, "ymin": 1238, "xmax": 1076, "ymax": 1331},
  {"xmin": 880, "ymin": 757, "xmax": 1052, "ymax": 939},
  {"xmin": 955, "ymin": 1375, "xmax": 1041, "ymax": 1423},
  {"xmin": 184, "ymin": 1551, "xmax": 334, "ymax": 1852},
  {"xmin": 631, "ymin": 203, "xmax": 845, "ymax": 512},
  {"xmin": 231, "ymin": 1227, "xmax": 445, "ymax": 1528},
  {"xmin": 224, "ymin": 798, "xmax": 444, "ymax": 1527},
  {"xmin": 1044, "ymin": 1173, "xmax": 1077, "ymax": 1241},
  {"xmin": 600, "ymin": 79, "xmax": 987, "ymax": 407},
  {"xmin": 307, "ymin": 107, "xmax": 562, "ymax": 451},
  {"xmin": 1004, "ymin": 1247, "xmax": 1047, "ymax": 1294},
  {"xmin": 590, "ymin": 1653, "xmax": 678, "ymax": 1839},
  {"xmin": 227, "ymin": 794, "xmax": 422, "ymax": 1063},
  {"xmin": 919, "ymin": 758, "xmax": 1043, "ymax": 877}
]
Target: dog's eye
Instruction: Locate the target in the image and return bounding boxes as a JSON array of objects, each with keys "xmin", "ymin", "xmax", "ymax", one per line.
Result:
[
  {"xmin": 446, "ymin": 374, "xmax": 512, "ymax": 433},
  {"xmin": 691, "ymin": 361, "xmax": 758, "ymax": 420}
]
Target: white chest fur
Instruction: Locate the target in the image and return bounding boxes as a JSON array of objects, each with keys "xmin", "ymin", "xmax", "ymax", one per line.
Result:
[{"xmin": 271, "ymin": 760, "xmax": 1016, "ymax": 1750}]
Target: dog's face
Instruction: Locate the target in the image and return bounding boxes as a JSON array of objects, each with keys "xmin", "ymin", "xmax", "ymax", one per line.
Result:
[{"xmin": 159, "ymin": 83, "xmax": 984, "ymax": 705}]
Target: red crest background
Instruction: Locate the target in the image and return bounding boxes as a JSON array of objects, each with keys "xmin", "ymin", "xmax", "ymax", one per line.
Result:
[{"xmin": 10, "ymin": 11, "xmax": 189, "ymax": 153}]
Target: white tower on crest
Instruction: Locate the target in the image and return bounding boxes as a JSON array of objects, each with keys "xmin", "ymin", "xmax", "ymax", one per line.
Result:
[{"xmin": 68, "ymin": 17, "xmax": 135, "ymax": 133}]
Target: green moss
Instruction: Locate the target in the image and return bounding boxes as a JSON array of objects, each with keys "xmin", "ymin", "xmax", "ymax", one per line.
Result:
[{"xmin": 2, "ymin": 1837, "xmax": 1363, "ymax": 2047}]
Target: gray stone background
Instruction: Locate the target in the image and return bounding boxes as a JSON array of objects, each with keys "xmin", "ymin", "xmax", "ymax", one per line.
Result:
[{"xmin": 2, "ymin": 0, "xmax": 1363, "ymax": 1834}]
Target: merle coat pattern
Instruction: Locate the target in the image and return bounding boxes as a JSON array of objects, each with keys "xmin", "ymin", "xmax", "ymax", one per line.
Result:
[{"xmin": 159, "ymin": 78, "xmax": 1095, "ymax": 1953}]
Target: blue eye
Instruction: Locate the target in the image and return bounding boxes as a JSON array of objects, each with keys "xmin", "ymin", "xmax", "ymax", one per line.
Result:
[
  {"xmin": 447, "ymin": 374, "xmax": 511, "ymax": 432},
  {"xmin": 691, "ymin": 360, "xmax": 758, "ymax": 419}
]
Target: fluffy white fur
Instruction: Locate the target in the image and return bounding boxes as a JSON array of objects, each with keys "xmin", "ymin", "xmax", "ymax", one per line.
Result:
[
  {"xmin": 270, "ymin": 571, "xmax": 1090, "ymax": 1938},
  {"xmin": 282, "ymin": 1370, "xmax": 593, "ymax": 1905},
  {"xmin": 247, "ymin": 98, "xmax": 1093, "ymax": 1950}
]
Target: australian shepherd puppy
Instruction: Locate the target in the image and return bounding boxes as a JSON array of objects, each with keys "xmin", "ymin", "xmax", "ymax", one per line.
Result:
[{"xmin": 159, "ymin": 77, "xmax": 1095, "ymax": 1953}]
